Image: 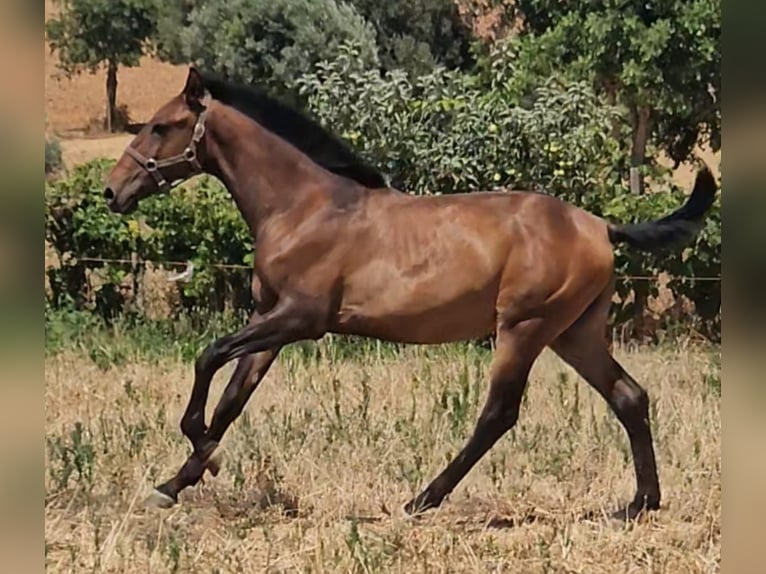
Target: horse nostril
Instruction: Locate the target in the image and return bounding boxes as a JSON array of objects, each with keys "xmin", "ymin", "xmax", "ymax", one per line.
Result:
[{"xmin": 103, "ymin": 187, "xmax": 115, "ymax": 201}]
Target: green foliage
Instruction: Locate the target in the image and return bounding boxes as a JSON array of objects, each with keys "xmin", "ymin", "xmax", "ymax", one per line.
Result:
[
  {"xmin": 45, "ymin": 0, "xmax": 158, "ymax": 74},
  {"xmin": 172, "ymin": 0, "xmax": 379, "ymax": 96},
  {"xmin": 603, "ymin": 186, "xmax": 721, "ymax": 339},
  {"xmin": 509, "ymin": 0, "xmax": 721, "ymax": 164},
  {"xmin": 153, "ymin": 0, "xmax": 197, "ymax": 64},
  {"xmin": 46, "ymin": 160, "xmax": 252, "ymax": 314},
  {"xmin": 44, "ymin": 306, "xmax": 455, "ymax": 368},
  {"xmin": 298, "ymin": 44, "xmax": 623, "ymax": 197},
  {"xmin": 45, "ymin": 305, "xmax": 249, "ymax": 364},
  {"xmin": 156, "ymin": 0, "xmax": 473, "ymax": 83},
  {"xmin": 348, "ymin": 0, "xmax": 474, "ymax": 76}
]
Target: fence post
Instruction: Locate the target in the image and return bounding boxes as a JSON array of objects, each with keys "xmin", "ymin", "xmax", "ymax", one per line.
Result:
[{"xmin": 131, "ymin": 251, "xmax": 145, "ymax": 314}]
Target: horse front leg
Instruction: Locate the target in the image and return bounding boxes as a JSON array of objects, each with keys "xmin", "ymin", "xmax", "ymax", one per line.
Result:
[
  {"xmin": 147, "ymin": 348, "xmax": 280, "ymax": 508},
  {"xmin": 147, "ymin": 300, "xmax": 323, "ymax": 507}
]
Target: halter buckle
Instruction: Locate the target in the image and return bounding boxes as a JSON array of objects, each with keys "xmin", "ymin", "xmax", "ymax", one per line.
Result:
[{"xmin": 192, "ymin": 120, "xmax": 206, "ymax": 142}]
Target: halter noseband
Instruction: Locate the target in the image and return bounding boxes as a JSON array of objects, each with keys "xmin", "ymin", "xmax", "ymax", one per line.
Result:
[{"xmin": 125, "ymin": 104, "xmax": 209, "ymax": 193}]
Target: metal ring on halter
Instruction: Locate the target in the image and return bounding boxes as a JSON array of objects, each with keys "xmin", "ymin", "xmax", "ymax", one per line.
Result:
[{"xmin": 146, "ymin": 158, "xmax": 159, "ymax": 172}]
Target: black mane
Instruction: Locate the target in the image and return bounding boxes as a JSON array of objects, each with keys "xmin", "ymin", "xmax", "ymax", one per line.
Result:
[{"xmin": 199, "ymin": 72, "xmax": 388, "ymax": 189}]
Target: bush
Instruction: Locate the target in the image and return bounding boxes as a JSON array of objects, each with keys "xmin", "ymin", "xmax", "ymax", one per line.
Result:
[
  {"xmin": 46, "ymin": 160, "xmax": 253, "ymax": 316},
  {"xmin": 298, "ymin": 44, "xmax": 624, "ymax": 199},
  {"xmin": 347, "ymin": 0, "xmax": 474, "ymax": 76}
]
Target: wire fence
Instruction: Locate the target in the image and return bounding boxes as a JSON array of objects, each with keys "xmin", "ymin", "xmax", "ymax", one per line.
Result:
[
  {"xmin": 73, "ymin": 256, "xmax": 722, "ymax": 283},
  {"xmin": 50, "ymin": 253, "xmax": 720, "ymax": 341}
]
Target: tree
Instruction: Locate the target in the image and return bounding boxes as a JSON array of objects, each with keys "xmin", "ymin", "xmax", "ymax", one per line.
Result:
[
  {"xmin": 508, "ymin": 0, "xmax": 720, "ymax": 194},
  {"xmin": 347, "ymin": 0, "xmax": 474, "ymax": 76},
  {"xmin": 153, "ymin": 0, "xmax": 198, "ymax": 65},
  {"xmin": 157, "ymin": 1, "xmax": 474, "ymax": 81},
  {"xmin": 169, "ymin": 0, "xmax": 379, "ymax": 98},
  {"xmin": 45, "ymin": 0, "xmax": 158, "ymax": 132}
]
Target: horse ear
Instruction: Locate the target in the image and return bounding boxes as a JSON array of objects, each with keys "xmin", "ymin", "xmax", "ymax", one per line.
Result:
[{"xmin": 183, "ymin": 67, "xmax": 205, "ymax": 105}]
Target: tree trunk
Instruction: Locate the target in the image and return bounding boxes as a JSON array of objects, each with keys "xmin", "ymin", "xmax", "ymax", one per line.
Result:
[
  {"xmin": 628, "ymin": 104, "xmax": 652, "ymax": 339},
  {"xmin": 604, "ymin": 79, "xmax": 621, "ymax": 141},
  {"xmin": 106, "ymin": 60, "xmax": 118, "ymax": 133},
  {"xmin": 629, "ymin": 105, "xmax": 651, "ymax": 195}
]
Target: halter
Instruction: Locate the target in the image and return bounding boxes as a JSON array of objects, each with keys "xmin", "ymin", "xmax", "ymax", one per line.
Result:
[{"xmin": 125, "ymin": 104, "xmax": 209, "ymax": 193}]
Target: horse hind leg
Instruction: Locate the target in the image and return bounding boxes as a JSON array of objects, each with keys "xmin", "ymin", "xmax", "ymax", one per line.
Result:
[
  {"xmin": 404, "ymin": 316, "xmax": 552, "ymax": 515},
  {"xmin": 550, "ymin": 286, "xmax": 661, "ymax": 520}
]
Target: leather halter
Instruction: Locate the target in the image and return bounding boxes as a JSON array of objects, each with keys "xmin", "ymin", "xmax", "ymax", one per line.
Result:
[{"xmin": 125, "ymin": 104, "xmax": 209, "ymax": 193}]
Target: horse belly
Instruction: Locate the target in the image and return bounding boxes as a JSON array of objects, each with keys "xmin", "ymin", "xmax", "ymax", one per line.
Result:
[
  {"xmin": 333, "ymin": 207, "xmax": 510, "ymax": 343},
  {"xmin": 333, "ymin": 274, "xmax": 499, "ymax": 344}
]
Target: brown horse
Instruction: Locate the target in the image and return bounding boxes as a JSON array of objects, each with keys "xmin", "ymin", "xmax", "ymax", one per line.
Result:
[{"xmin": 104, "ymin": 68, "xmax": 717, "ymax": 520}]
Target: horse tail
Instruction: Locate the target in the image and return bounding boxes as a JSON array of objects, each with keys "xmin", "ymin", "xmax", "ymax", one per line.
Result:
[{"xmin": 607, "ymin": 164, "xmax": 717, "ymax": 252}]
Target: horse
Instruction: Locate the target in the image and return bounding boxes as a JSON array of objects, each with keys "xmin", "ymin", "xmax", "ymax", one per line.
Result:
[{"xmin": 103, "ymin": 67, "xmax": 717, "ymax": 520}]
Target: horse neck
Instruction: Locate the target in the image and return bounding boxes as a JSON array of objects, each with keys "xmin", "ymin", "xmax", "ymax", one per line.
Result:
[{"xmin": 202, "ymin": 102, "xmax": 338, "ymax": 237}]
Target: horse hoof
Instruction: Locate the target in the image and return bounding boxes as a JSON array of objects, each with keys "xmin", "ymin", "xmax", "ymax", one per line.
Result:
[
  {"xmin": 144, "ymin": 488, "xmax": 177, "ymax": 509},
  {"xmin": 403, "ymin": 497, "xmax": 433, "ymax": 517}
]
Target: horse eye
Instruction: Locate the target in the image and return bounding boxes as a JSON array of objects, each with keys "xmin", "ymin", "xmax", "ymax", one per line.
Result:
[{"xmin": 151, "ymin": 123, "xmax": 169, "ymax": 136}]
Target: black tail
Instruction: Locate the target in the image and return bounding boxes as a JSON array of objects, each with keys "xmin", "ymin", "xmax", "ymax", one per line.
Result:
[{"xmin": 607, "ymin": 165, "xmax": 718, "ymax": 252}]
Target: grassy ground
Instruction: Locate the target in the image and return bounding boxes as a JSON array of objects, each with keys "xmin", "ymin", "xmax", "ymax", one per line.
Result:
[{"xmin": 45, "ymin": 327, "xmax": 720, "ymax": 573}]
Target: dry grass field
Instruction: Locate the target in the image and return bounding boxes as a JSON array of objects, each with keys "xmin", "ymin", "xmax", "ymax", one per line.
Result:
[{"xmin": 45, "ymin": 341, "xmax": 720, "ymax": 573}]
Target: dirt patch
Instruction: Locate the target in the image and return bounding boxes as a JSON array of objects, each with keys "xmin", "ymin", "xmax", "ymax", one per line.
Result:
[
  {"xmin": 57, "ymin": 134, "xmax": 133, "ymax": 167},
  {"xmin": 45, "ymin": 55, "xmax": 187, "ymax": 135}
]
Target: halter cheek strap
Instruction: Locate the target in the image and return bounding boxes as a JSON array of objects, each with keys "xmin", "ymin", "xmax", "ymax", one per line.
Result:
[{"xmin": 125, "ymin": 106, "xmax": 209, "ymax": 194}]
